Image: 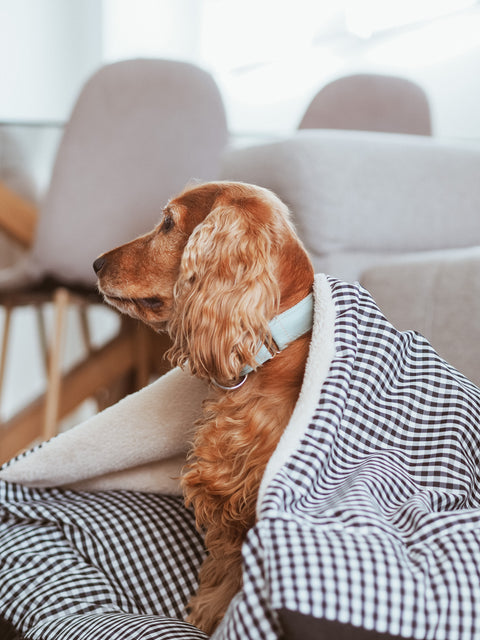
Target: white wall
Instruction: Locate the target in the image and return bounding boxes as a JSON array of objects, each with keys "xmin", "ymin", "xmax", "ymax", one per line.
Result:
[
  {"xmin": 102, "ymin": 0, "xmax": 202, "ymax": 63},
  {"xmin": 0, "ymin": 0, "xmax": 104, "ymax": 424},
  {"xmin": 0, "ymin": 0, "xmax": 102, "ymax": 121},
  {"xmin": 97, "ymin": 0, "xmax": 480, "ymax": 141},
  {"xmin": 2, "ymin": 0, "xmax": 480, "ymax": 139}
]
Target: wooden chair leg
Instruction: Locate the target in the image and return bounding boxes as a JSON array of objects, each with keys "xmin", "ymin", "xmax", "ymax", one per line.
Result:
[
  {"xmin": 134, "ymin": 323, "xmax": 152, "ymax": 390},
  {"xmin": 78, "ymin": 302, "xmax": 105, "ymax": 411},
  {"xmin": 35, "ymin": 303, "xmax": 50, "ymax": 375},
  {"xmin": 0, "ymin": 306, "xmax": 12, "ymax": 413},
  {"xmin": 43, "ymin": 288, "xmax": 70, "ymax": 441},
  {"xmin": 78, "ymin": 303, "xmax": 93, "ymax": 356}
]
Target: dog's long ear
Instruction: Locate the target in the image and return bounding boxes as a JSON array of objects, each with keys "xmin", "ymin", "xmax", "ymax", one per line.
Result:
[{"xmin": 167, "ymin": 202, "xmax": 281, "ymax": 384}]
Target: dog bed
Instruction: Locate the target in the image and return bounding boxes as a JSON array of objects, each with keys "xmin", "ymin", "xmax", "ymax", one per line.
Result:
[{"xmin": 2, "ymin": 274, "xmax": 480, "ymax": 639}]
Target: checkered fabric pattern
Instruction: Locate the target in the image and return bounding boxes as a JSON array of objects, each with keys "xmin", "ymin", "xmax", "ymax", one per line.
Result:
[
  {"xmin": 2, "ymin": 277, "xmax": 480, "ymax": 639},
  {"xmin": 0, "ymin": 483, "xmax": 207, "ymax": 639},
  {"xmin": 214, "ymin": 278, "xmax": 480, "ymax": 640}
]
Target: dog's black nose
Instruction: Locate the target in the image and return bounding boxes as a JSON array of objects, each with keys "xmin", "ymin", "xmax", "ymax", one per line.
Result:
[{"xmin": 93, "ymin": 256, "xmax": 106, "ymax": 274}]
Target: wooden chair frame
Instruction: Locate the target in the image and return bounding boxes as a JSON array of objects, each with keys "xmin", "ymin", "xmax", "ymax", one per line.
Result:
[{"xmin": 0, "ymin": 182, "xmax": 171, "ymax": 463}]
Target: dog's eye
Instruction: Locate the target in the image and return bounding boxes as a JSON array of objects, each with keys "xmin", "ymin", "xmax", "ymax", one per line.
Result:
[{"xmin": 162, "ymin": 214, "xmax": 174, "ymax": 233}]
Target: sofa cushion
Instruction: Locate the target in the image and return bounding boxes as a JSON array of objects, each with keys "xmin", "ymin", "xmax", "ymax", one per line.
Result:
[{"xmin": 221, "ymin": 130, "xmax": 480, "ymax": 280}]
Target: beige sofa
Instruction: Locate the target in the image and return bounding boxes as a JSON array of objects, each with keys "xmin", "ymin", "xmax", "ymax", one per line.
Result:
[{"xmin": 221, "ymin": 129, "xmax": 480, "ymax": 386}]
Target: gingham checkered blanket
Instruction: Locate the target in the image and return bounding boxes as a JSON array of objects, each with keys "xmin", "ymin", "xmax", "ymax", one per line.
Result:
[{"xmin": 2, "ymin": 275, "xmax": 480, "ymax": 639}]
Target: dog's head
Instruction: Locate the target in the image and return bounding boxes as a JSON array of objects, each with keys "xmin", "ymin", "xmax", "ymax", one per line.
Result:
[{"xmin": 94, "ymin": 181, "xmax": 313, "ymax": 385}]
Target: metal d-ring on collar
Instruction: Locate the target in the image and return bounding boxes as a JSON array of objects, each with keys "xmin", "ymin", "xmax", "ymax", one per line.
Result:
[
  {"xmin": 209, "ymin": 292, "xmax": 314, "ymax": 392},
  {"xmin": 210, "ymin": 373, "xmax": 249, "ymax": 391}
]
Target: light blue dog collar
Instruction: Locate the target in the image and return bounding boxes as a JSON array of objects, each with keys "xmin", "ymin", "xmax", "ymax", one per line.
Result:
[{"xmin": 212, "ymin": 292, "xmax": 314, "ymax": 390}]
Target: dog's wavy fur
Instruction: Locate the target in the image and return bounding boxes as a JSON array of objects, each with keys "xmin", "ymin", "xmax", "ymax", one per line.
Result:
[{"xmin": 95, "ymin": 181, "xmax": 314, "ymax": 633}]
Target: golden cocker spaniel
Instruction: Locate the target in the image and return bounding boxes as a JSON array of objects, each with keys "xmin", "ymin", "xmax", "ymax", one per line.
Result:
[{"xmin": 94, "ymin": 181, "xmax": 314, "ymax": 633}]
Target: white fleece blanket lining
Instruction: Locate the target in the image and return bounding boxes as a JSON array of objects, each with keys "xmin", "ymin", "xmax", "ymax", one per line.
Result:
[
  {"xmin": 0, "ymin": 273, "xmax": 335, "ymax": 505},
  {"xmin": 256, "ymin": 273, "xmax": 335, "ymax": 513}
]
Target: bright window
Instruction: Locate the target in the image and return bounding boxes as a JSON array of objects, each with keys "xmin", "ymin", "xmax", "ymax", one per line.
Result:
[{"xmin": 101, "ymin": 0, "xmax": 480, "ymax": 138}]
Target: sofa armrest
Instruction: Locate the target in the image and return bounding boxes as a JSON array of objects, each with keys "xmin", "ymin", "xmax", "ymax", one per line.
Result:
[{"xmin": 360, "ymin": 246, "xmax": 480, "ymax": 387}]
